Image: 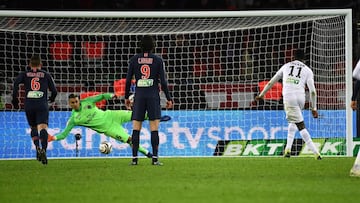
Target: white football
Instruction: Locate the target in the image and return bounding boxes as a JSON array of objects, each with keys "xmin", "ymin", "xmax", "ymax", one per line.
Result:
[
  {"xmin": 129, "ymin": 94, "xmax": 134, "ymax": 102},
  {"xmin": 99, "ymin": 141, "xmax": 112, "ymax": 154}
]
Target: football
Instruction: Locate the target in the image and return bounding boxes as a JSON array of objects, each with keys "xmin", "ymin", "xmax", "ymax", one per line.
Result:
[
  {"xmin": 129, "ymin": 94, "xmax": 134, "ymax": 103},
  {"xmin": 99, "ymin": 141, "xmax": 112, "ymax": 154}
]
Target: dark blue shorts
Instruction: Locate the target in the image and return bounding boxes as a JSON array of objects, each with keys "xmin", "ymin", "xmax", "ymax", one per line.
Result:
[
  {"xmin": 131, "ymin": 96, "xmax": 161, "ymax": 121},
  {"xmin": 25, "ymin": 103, "xmax": 49, "ymax": 126}
]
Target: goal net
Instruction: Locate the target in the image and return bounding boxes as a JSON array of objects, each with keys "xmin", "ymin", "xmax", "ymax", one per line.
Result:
[{"xmin": 0, "ymin": 10, "xmax": 354, "ymax": 159}]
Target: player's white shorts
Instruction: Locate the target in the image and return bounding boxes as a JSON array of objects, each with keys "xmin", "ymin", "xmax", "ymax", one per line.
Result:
[
  {"xmin": 283, "ymin": 93, "xmax": 305, "ymax": 123},
  {"xmin": 353, "ymin": 59, "xmax": 360, "ymax": 80}
]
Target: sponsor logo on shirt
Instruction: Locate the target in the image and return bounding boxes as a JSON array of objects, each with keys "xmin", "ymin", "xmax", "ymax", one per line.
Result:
[
  {"xmin": 137, "ymin": 79, "xmax": 154, "ymax": 87},
  {"xmin": 286, "ymin": 78, "xmax": 299, "ymax": 84},
  {"xmin": 27, "ymin": 91, "xmax": 44, "ymax": 98}
]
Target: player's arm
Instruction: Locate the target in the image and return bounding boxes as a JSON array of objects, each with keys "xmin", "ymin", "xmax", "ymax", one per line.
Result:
[
  {"xmin": 352, "ymin": 59, "xmax": 360, "ymax": 80},
  {"xmin": 47, "ymin": 73, "xmax": 58, "ymax": 103},
  {"xmin": 83, "ymin": 93, "xmax": 114, "ymax": 104},
  {"xmin": 52, "ymin": 117, "xmax": 76, "ymax": 141},
  {"xmin": 351, "ymin": 80, "xmax": 360, "ymax": 110},
  {"xmin": 307, "ymin": 73, "xmax": 318, "ymax": 118},
  {"xmin": 159, "ymin": 62, "xmax": 173, "ymax": 109},
  {"xmin": 11, "ymin": 73, "xmax": 25, "ymax": 108},
  {"xmin": 124, "ymin": 60, "xmax": 134, "ymax": 100},
  {"xmin": 351, "ymin": 59, "xmax": 360, "ymax": 110},
  {"xmin": 124, "ymin": 60, "xmax": 135, "ymax": 109},
  {"xmin": 256, "ymin": 73, "xmax": 282, "ymax": 100}
]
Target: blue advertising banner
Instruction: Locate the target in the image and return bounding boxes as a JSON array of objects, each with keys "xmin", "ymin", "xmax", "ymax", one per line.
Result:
[{"xmin": 0, "ymin": 110, "xmax": 352, "ymax": 159}]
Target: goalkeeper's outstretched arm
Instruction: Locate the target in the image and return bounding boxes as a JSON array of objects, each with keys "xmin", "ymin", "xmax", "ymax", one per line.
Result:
[
  {"xmin": 50, "ymin": 117, "xmax": 76, "ymax": 141},
  {"xmin": 83, "ymin": 93, "xmax": 115, "ymax": 103}
]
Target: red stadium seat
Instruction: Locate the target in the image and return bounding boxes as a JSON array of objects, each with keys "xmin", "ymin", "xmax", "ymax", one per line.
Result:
[
  {"xmin": 258, "ymin": 80, "xmax": 282, "ymax": 101},
  {"xmin": 49, "ymin": 42, "xmax": 73, "ymax": 61},
  {"xmin": 82, "ymin": 42, "xmax": 105, "ymax": 59}
]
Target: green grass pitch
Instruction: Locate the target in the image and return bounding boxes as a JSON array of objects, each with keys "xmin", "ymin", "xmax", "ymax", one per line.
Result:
[{"xmin": 0, "ymin": 157, "xmax": 358, "ymax": 203}]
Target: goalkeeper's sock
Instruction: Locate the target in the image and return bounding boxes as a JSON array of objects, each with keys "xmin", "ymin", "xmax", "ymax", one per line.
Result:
[
  {"xmin": 131, "ymin": 130, "xmax": 140, "ymax": 158},
  {"xmin": 39, "ymin": 129, "xmax": 48, "ymax": 150},
  {"xmin": 285, "ymin": 123, "xmax": 297, "ymax": 150},
  {"xmin": 151, "ymin": 131, "xmax": 159, "ymax": 162},
  {"xmin": 30, "ymin": 128, "xmax": 40, "ymax": 148},
  {"xmin": 138, "ymin": 146, "xmax": 151, "ymax": 158}
]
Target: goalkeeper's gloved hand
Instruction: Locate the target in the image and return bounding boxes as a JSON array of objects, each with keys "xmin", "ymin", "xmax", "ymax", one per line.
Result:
[
  {"xmin": 48, "ymin": 135, "xmax": 56, "ymax": 142},
  {"xmin": 11, "ymin": 98, "xmax": 19, "ymax": 109}
]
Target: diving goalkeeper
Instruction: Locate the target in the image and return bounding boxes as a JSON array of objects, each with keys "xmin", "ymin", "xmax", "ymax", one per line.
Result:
[{"xmin": 48, "ymin": 93, "xmax": 170, "ymax": 158}]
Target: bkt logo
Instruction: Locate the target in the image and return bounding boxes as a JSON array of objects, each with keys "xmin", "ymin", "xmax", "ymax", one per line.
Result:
[
  {"xmin": 301, "ymin": 139, "xmax": 344, "ymax": 156},
  {"xmin": 223, "ymin": 140, "xmax": 285, "ymax": 156},
  {"xmin": 220, "ymin": 138, "xmax": 359, "ymax": 156}
]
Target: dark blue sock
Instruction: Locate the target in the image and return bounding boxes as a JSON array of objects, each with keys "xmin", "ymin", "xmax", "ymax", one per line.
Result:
[
  {"xmin": 31, "ymin": 128, "xmax": 40, "ymax": 148},
  {"xmin": 131, "ymin": 130, "xmax": 140, "ymax": 159},
  {"xmin": 151, "ymin": 131, "xmax": 159, "ymax": 161},
  {"xmin": 39, "ymin": 129, "xmax": 48, "ymax": 150}
]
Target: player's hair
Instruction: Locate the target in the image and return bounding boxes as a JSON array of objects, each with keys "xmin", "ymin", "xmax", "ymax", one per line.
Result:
[
  {"xmin": 140, "ymin": 35, "xmax": 155, "ymax": 52},
  {"xmin": 68, "ymin": 93, "xmax": 79, "ymax": 99},
  {"xmin": 294, "ymin": 49, "xmax": 305, "ymax": 60},
  {"xmin": 29, "ymin": 55, "xmax": 41, "ymax": 67}
]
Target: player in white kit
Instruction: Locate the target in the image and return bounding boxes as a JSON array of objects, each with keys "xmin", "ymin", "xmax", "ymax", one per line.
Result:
[
  {"xmin": 350, "ymin": 59, "xmax": 360, "ymax": 177},
  {"xmin": 256, "ymin": 49, "xmax": 322, "ymax": 160}
]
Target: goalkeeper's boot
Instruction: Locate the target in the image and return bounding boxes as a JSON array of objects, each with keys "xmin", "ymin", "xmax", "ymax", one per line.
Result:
[
  {"xmin": 39, "ymin": 149, "xmax": 48, "ymax": 165},
  {"xmin": 36, "ymin": 147, "xmax": 41, "ymax": 162},
  {"xmin": 283, "ymin": 149, "xmax": 291, "ymax": 158},
  {"xmin": 350, "ymin": 164, "xmax": 360, "ymax": 177},
  {"xmin": 146, "ymin": 152, "xmax": 153, "ymax": 158},
  {"xmin": 315, "ymin": 153, "xmax": 322, "ymax": 160}
]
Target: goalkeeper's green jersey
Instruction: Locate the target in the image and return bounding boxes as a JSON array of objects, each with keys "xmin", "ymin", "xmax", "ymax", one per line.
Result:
[{"xmin": 55, "ymin": 93, "xmax": 131, "ymax": 141}]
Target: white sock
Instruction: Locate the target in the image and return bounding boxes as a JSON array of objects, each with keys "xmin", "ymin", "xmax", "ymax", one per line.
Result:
[
  {"xmin": 285, "ymin": 123, "xmax": 297, "ymax": 151},
  {"xmin": 354, "ymin": 151, "xmax": 360, "ymax": 166},
  {"xmin": 299, "ymin": 129, "xmax": 320, "ymax": 155}
]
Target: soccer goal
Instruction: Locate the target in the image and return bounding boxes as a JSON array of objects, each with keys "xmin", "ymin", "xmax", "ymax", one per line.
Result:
[{"xmin": 0, "ymin": 9, "xmax": 355, "ymax": 159}]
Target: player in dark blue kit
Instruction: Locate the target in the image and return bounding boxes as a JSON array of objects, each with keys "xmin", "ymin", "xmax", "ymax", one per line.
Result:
[
  {"xmin": 125, "ymin": 35, "xmax": 173, "ymax": 166},
  {"xmin": 12, "ymin": 55, "xmax": 57, "ymax": 165}
]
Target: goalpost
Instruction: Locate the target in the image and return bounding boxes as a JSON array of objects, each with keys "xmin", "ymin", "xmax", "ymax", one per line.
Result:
[{"xmin": 0, "ymin": 9, "xmax": 354, "ymax": 159}]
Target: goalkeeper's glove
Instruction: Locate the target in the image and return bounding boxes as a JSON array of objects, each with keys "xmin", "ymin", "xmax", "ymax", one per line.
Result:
[{"xmin": 48, "ymin": 135, "xmax": 56, "ymax": 142}]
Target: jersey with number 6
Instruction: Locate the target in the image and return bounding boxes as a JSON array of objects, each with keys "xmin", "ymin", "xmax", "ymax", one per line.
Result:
[
  {"xmin": 274, "ymin": 60, "xmax": 315, "ymax": 97},
  {"xmin": 13, "ymin": 68, "xmax": 57, "ymax": 107}
]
